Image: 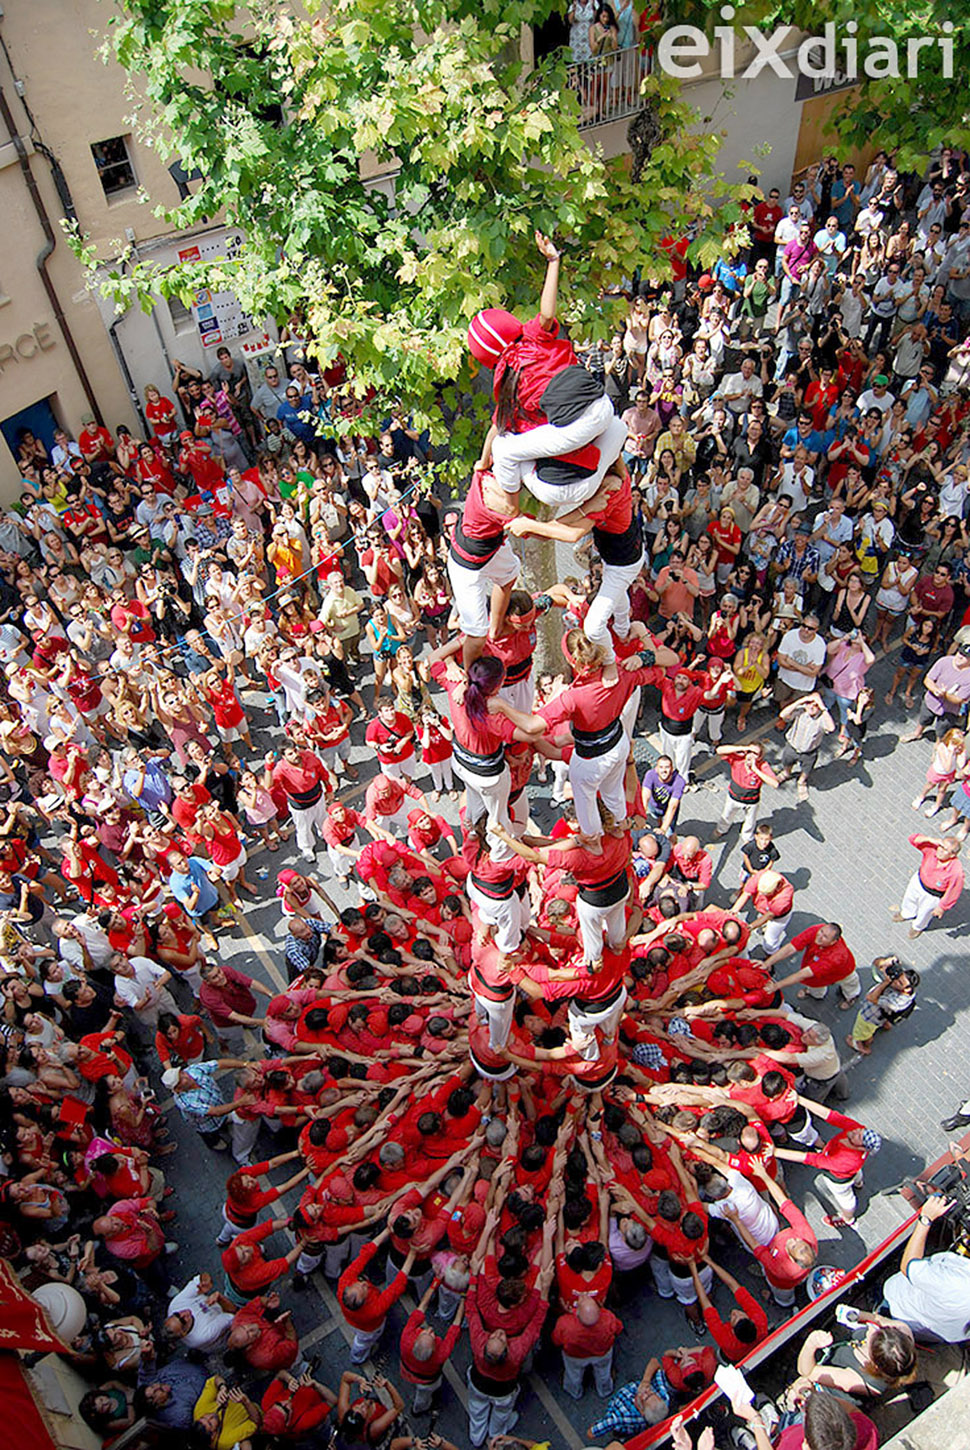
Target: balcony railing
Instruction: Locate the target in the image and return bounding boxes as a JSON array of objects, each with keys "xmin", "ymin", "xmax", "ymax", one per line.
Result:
[{"xmin": 565, "ymin": 44, "xmax": 651, "ymax": 130}]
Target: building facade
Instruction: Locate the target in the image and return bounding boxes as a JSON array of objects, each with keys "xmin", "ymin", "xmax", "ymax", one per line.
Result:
[
  {"xmin": 0, "ymin": 3, "xmax": 870, "ymax": 501},
  {"xmin": 0, "ymin": 1, "xmax": 274, "ymax": 498}
]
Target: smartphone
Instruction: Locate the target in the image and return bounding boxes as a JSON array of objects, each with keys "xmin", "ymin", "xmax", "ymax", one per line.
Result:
[{"xmin": 714, "ymin": 1364, "xmax": 754, "ymax": 1404}]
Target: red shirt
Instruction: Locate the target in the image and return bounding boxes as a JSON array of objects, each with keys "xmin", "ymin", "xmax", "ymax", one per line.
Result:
[
  {"xmin": 754, "ymin": 1198, "xmax": 817, "ymax": 1289},
  {"xmin": 703, "ymin": 1287, "xmax": 768, "ymax": 1361},
  {"xmin": 552, "ymin": 1306, "xmax": 623, "ymax": 1357},
  {"xmin": 365, "ymin": 776, "xmax": 423, "ymax": 821},
  {"xmin": 337, "ymin": 1241, "xmax": 408, "ymax": 1329},
  {"xmin": 909, "ymin": 834, "xmax": 965, "ymax": 910},
  {"xmin": 271, "ymin": 751, "xmax": 329, "ymax": 807},
  {"xmin": 540, "ymin": 665, "xmax": 658, "ymax": 736},
  {"xmin": 659, "ymin": 672, "xmax": 707, "ymax": 724},
  {"xmin": 222, "ymin": 1219, "xmax": 290, "ymax": 1293},
  {"xmin": 790, "ymin": 924, "xmax": 857, "ymax": 987},
  {"xmin": 322, "ymin": 808, "xmax": 365, "ymax": 848},
  {"xmin": 365, "ymin": 712, "xmax": 416, "ymax": 763},
  {"xmin": 155, "ymin": 1014, "xmax": 206, "ymax": 1065},
  {"xmin": 743, "ymin": 870, "xmax": 794, "ymax": 918},
  {"xmin": 400, "ymin": 1309, "xmax": 463, "ymax": 1383},
  {"xmin": 206, "ymin": 680, "xmax": 246, "ymax": 730},
  {"xmin": 429, "ymin": 660, "xmax": 519, "ymax": 758}
]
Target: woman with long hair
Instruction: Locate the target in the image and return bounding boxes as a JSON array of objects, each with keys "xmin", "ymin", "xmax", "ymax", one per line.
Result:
[{"xmin": 427, "ymin": 647, "xmax": 545, "ymax": 862}]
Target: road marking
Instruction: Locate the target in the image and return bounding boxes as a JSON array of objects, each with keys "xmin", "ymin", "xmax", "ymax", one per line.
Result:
[{"xmin": 528, "ymin": 1366, "xmax": 585, "ymax": 1449}]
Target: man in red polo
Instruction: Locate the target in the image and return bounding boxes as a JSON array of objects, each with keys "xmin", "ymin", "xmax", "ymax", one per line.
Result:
[
  {"xmin": 364, "ymin": 771, "xmax": 428, "ymax": 838},
  {"xmin": 762, "ymin": 920, "xmax": 860, "ymax": 1006},
  {"xmin": 365, "ymin": 701, "xmax": 417, "ymax": 780}
]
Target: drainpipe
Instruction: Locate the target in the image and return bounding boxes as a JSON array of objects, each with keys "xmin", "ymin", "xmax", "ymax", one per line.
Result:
[
  {"xmin": 0, "ymin": 83, "xmax": 102, "ymax": 421},
  {"xmin": 108, "ymin": 317, "xmax": 148, "ymax": 432}
]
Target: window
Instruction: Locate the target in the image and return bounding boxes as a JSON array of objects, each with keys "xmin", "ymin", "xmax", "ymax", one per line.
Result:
[
  {"xmin": 167, "ymin": 294, "xmax": 196, "ymax": 337},
  {"xmin": 91, "ymin": 136, "xmax": 136, "ymax": 198}
]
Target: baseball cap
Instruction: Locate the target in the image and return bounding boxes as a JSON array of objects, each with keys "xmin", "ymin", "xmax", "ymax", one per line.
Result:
[
  {"xmin": 873, "ymin": 374, "xmax": 889, "ymax": 386},
  {"xmin": 161, "ymin": 1067, "xmax": 182, "ymax": 1089},
  {"xmin": 862, "ymin": 1129, "xmax": 882, "ymax": 1153}
]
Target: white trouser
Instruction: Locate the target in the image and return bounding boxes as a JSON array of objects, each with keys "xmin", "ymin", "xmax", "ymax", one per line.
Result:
[
  {"xmin": 551, "ymin": 758, "xmax": 570, "ymax": 802},
  {"xmin": 373, "ymin": 806, "xmax": 412, "ymax": 837},
  {"xmin": 496, "ymin": 406, "xmax": 628, "ymax": 508},
  {"xmin": 468, "ymin": 880, "xmax": 525, "ymax": 954},
  {"xmin": 816, "ymin": 1170, "xmax": 862, "ymax": 1220},
  {"xmin": 695, "ymin": 707, "xmax": 724, "ymax": 745},
  {"xmin": 230, "ymin": 1112, "xmax": 259, "ymax": 1164},
  {"xmin": 428, "ymin": 758, "xmax": 455, "ymax": 793},
  {"xmin": 382, "ymin": 753, "xmax": 417, "ymax": 781},
  {"xmin": 453, "ymin": 761, "xmax": 514, "ymax": 861},
  {"xmin": 718, "ymin": 792, "xmax": 760, "ymax": 844},
  {"xmin": 659, "ymin": 726, "xmax": 693, "ymax": 782},
  {"xmin": 216, "ymin": 1205, "xmax": 250, "ymax": 1246},
  {"xmin": 568, "ymin": 986, "xmax": 628, "ymax": 1061},
  {"xmin": 562, "ymin": 1347, "xmax": 614, "ymax": 1399},
  {"xmin": 900, "ymin": 872, "xmax": 945, "ymax": 932},
  {"xmin": 436, "ymin": 1284, "xmax": 461, "ymax": 1319},
  {"xmin": 669, "ymin": 1261, "xmax": 713, "ymax": 1305},
  {"xmin": 473, "ymin": 989, "xmax": 516, "ymax": 1050},
  {"xmin": 447, "ymin": 546, "xmax": 520, "ymax": 639},
  {"xmin": 577, "ymin": 892, "xmax": 629, "ymax": 963},
  {"xmin": 802, "ymin": 969, "xmax": 862, "ymax": 1002},
  {"xmin": 296, "ymin": 1239, "xmax": 350, "ymax": 1278},
  {"xmin": 350, "ymin": 1319, "xmax": 386, "ymax": 1364},
  {"xmin": 499, "ymin": 673, "xmax": 535, "ymax": 713},
  {"xmin": 584, "ymin": 552, "xmax": 644, "ymax": 662},
  {"xmin": 570, "ymin": 738, "xmax": 627, "ymax": 835},
  {"xmin": 491, "ymin": 394, "xmax": 615, "ymax": 490},
  {"xmin": 411, "ymin": 1377, "xmax": 442, "ymax": 1414},
  {"xmin": 651, "ymin": 1255, "xmax": 674, "ymax": 1297},
  {"xmin": 621, "ymin": 688, "xmax": 641, "ymax": 740},
  {"xmin": 763, "ymin": 910, "xmax": 793, "ymax": 953},
  {"xmin": 787, "ymin": 1110, "xmax": 820, "ymax": 1148},
  {"xmin": 327, "ymin": 843, "xmax": 351, "ymax": 880},
  {"xmin": 467, "ymin": 1367, "xmax": 520, "ymax": 1449},
  {"xmin": 290, "ymin": 796, "xmax": 328, "ymax": 857}
]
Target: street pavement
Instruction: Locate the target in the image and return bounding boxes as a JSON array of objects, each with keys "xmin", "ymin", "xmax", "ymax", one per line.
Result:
[{"xmin": 154, "ymin": 637, "xmax": 970, "ymax": 1447}]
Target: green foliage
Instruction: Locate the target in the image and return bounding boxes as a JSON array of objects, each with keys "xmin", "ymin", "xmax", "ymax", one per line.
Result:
[{"xmin": 85, "ymin": 0, "xmax": 754, "ymax": 478}]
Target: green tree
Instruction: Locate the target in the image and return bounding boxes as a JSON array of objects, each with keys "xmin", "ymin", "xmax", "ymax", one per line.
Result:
[
  {"xmin": 79, "ymin": 0, "xmax": 754, "ymax": 474},
  {"xmin": 668, "ymin": 0, "xmax": 970, "ymax": 168}
]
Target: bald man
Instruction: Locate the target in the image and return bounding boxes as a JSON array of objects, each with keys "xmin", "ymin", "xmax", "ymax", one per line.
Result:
[
  {"xmin": 732, "ymin": 868, "xmax": 795, "ymax": 953},
  {"xmin": 552, "ymin": 1292, "xmax": 623, "ymax": 1400}
]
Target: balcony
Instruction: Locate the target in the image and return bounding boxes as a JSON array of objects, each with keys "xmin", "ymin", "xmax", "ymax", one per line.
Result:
[{"xmin": 565, "ymin": 44, "xmax": 651, "ymax": 130}]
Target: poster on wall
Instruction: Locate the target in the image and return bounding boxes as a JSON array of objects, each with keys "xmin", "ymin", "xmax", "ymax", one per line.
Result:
[{"xmin": 177, "ymin": 232, "xmax": 257, "ymax": 349}]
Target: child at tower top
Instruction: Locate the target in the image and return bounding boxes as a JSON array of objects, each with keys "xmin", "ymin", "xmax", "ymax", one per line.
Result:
[{"xmin": 468, "ymin": 231, "xmax": 628, "ymax": 509}]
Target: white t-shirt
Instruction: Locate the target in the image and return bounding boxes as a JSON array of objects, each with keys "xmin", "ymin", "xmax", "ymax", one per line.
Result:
[
  {"xmin": 777, "ymin": 627, "xmax": 826, "ymax": 691},
  {"xmin": 168, "ymin": 1276, "xmax": 235, "ymax": 1351},
  {"xmin": 708, "ymin": 1169, "xmax": 780, "ymax": 1246}
]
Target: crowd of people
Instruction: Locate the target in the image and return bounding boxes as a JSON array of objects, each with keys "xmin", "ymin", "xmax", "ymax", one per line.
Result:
[{"xmin": 4, "ymin": 140, "xmax": 970, "ymax": 1450}]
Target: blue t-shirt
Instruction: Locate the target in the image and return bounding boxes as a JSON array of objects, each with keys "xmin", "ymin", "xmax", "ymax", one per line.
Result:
[
  {"xmin": 123, "ymin": 760, "xmax": 172, "ymax": 812},
  {"xmin": 168, "ymin": 857, "xmax": 219, "ymax": 920}
]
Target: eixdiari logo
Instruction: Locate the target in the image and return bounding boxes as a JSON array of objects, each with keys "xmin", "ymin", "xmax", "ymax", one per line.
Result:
[{"xmin": 656, "ymin": 10, "xmax": 955, "ymax": 81}]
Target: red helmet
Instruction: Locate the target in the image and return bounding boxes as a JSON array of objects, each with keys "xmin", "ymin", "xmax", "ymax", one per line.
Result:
[{"xmin": 467, "ymin": 307, "xmax": 523, "ymax": 368}]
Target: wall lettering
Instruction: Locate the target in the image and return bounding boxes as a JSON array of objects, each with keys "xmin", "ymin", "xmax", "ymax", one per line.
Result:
[{"xmin": 0, "ymin": 323, "xmax": 56, "ymax": 373}]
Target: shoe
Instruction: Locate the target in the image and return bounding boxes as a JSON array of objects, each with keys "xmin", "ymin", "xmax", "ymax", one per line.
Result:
[
  {"xmin": 925, "ymin": 802, "xmax": 941, "ymax": 817},
  {"xmin": 941, "ymin": 1113, "xmax": 970, "ymax": 1131},
  {"xmin": 164, "ymin": 1241, "xmax": 179, "ymax": 1255},
  {"xmin": 796, "ymin": 782, "xmax": 809, "ymax": 802},
  {"xmin": 291, "ymin": 1272, "xmax": 308, "ymax": 1292}
]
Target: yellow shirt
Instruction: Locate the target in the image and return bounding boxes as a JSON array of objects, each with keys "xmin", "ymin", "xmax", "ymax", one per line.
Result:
[{"xmin": 194, "ymin": 1376, "xmax": 258, "ymax": 1450}]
